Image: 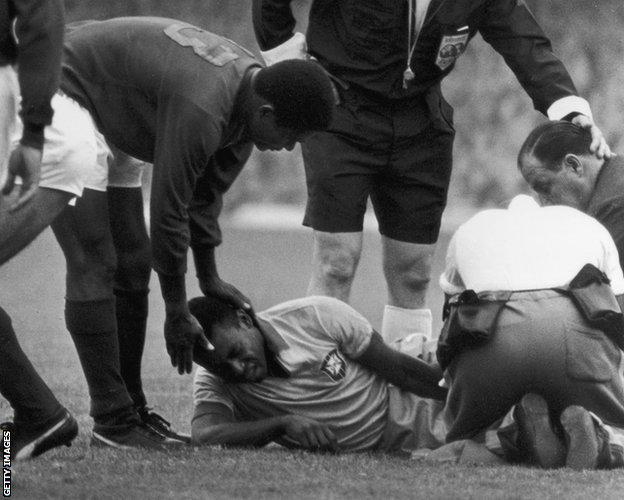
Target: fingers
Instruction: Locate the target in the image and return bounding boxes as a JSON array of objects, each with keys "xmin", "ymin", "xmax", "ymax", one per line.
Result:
[
  {"xmin": 196, "ymin": 331, "xmax": 215, "ymax": 351},
  {"xmin": 9, "ymin": 181, "xmax": 38, "ymax": 212},
  {"xmin": 1, "ymin": 172, "xmax": 15, "ymax": 196},
  {"xmin": 320, "ymin": 426, "xmax": 339, "ymax": 453},
  {"xmin": 571, "ymin": 115, "xmax": 613, "ymax": 160},
  {"xmin": 304, "ymin": 425, "xmax": 338, "ymax": 452},
  {"xmin": 181, "ymin": 345, "xmax": 193, "ymax": 374}
]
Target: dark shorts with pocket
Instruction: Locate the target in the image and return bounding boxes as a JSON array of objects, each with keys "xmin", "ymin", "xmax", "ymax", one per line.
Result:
[
  {"xmin": 444, "ymin": 289, "xmax": 624, "ymax": 441},
  {"xmin": 301, "ymin": 84, "xmax": 455, "ymax": 244}
]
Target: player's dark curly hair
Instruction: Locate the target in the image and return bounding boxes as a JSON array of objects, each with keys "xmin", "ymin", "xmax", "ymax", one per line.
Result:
[
  {"xmin": 189, "ymin": 296, "xmax": 240, "ymax": 342},
  {"xmin": 254, "ymin": 59, "xmax": 335, "ymax": 132},
  {"xmin": 517, "ymin": 121, "xmax": 593, "ymax": 172}
]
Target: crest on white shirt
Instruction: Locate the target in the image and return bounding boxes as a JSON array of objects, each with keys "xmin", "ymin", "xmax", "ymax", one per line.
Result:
[{"xmin": 320, "ymin": 349, "xmax": 346, "ymax": 381}]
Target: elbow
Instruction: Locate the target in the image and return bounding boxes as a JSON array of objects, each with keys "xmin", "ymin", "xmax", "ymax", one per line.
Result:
[{"xmin": 191, "ymin": 424, "xmax": 224, "ymax": 447}]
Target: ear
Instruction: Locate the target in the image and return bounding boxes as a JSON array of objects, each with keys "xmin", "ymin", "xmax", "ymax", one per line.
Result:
[{"xmin": 563, "ymin": 154, "xmax": 584, "ymax": 176}]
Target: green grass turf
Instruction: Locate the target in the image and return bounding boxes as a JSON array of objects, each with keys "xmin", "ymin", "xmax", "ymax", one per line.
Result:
[{"xmin": 2, "ymin": 227, "xmax": 624, "ymax": 499}]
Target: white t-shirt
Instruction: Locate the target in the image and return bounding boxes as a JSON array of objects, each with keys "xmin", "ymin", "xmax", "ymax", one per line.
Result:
[
  {"xmin": 440, "ymin": 195, "xmax": 624, "ymax": 295},
  {"xmin": 193, "ymin": 296, "xmax": 390, "ymax": 452}
]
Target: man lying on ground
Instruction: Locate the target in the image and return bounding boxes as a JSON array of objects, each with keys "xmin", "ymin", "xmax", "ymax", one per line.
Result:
[{"xmin": 190, "ymin": 295, "xmax": 450, "ymax": 454}]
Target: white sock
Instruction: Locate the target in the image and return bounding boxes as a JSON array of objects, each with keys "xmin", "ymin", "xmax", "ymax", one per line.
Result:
[{"xmin": 380, "ymin": 305, "xmax": 432, "ymax": 344}]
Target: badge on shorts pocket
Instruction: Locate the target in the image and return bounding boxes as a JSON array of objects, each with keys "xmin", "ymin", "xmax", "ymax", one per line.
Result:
[{"xmin": 435, "ymin": 28, "xmax": 470, "ymax": 71}]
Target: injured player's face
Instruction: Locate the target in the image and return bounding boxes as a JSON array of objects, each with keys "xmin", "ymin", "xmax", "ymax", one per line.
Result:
[{"xmin": 208, "ymin": 310, "xmax": 268, "ymax": 383}]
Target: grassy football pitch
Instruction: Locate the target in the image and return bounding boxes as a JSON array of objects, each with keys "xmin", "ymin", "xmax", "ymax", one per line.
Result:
[{"xmin": 1, "ymin": 226, "xmax": 624, "ymax": 499}]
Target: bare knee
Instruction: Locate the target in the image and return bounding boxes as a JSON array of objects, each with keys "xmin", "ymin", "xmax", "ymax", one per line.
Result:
[
  {"xmin": 383, "ymin": 240, "xmax": 435, "ymax": 307},
  {"xmin": 315, "ymin": 244, "xmax": 360, "ymax": 287},
  {"xmin": 385, "ymin": 256, "xmax": 432, "ymax": 294}
]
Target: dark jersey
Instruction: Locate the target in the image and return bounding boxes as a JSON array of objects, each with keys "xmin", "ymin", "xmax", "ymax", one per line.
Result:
[
  {"xmin": 253, "ymin": 0, "xmax": 576, "ymax": 110},
  {"xmin": 0, "ymin": 0, "xmax": 64, "ymax": 148},
  {"xmin": 587, "ymin": 156, "xmax": 624, "ymax": 273},
  {"xmin": 61, "ymin": 17, "xmax": 261, "ymax": 276}
]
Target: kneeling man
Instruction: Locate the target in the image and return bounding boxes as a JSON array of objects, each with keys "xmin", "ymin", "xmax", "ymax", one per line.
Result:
[{"xmin": 440, "ymin": 194, "xmax": 624, "ymax": 469}]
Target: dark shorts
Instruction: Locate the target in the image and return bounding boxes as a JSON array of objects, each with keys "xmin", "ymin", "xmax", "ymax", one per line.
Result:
[{"xmin": 302, "ymin": 85, "xmax": 455, "ymax": 244}]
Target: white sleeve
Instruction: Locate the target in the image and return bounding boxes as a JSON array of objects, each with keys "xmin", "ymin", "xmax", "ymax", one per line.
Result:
[
  {"xmin": 260, "ymin": 32, "xmax": 308, "ymax": 66},
  {"xmin": 547, "ymin": 96, "xmax": 592, "ymax": 121},
  {"xmin": 310, "ymin": 296, "xmax": 374, "ymax": 358},
  {"xmin": 193, "ymin": 366, "xmax": 234, "ymax": 412},
  {"xmin": 439, "ymin": 232, "xmax": 466, "ymax": 295},
  {"xmin": 598, "ymin": 227, "xmax": 624, "ymax": 295}
]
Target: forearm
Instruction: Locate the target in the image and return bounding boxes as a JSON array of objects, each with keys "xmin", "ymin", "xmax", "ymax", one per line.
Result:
[
  {"xmin": 192, "ymin": 245, "xmax": 218, "ymax": 284},
  {"xmin": 158, "ymin": 272, "xmax": 189, "ymax": 315},
  {"xmin": 357, "ymin": 332, "xmax": 447, "ymax": 400},
  {"xmin": 192, "ymin": 416, "xmax": 287, "ymax": 447},
  {"xmin": 15, "ymin": 0, "xmax": 65, "ymax": 148}
]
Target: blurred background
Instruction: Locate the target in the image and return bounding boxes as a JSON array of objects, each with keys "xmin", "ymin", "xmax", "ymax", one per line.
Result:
[{"xmin": 64, "ymin": 0, "xmax": 624, "ymax": 214}]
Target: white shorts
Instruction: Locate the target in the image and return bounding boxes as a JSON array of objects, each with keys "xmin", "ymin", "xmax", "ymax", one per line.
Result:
[{"xmin": 9, "ymin": 88, "xmax": 146, "ymax": 196}]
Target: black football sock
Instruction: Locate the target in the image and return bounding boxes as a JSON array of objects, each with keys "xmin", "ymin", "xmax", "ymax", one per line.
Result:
[
  {"xmin": 0, "ymin": 306, "xmax": 65, "ymax": 430},
  {"xmin": 114, "ymin": 288, "xmax": 148, "ymax": 409},
  {"xmin": 65, "ymin": 298, "xmax": 134, "ymax": 424}
]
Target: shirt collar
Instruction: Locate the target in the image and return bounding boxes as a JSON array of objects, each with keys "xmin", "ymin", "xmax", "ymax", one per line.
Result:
[
  {"xmin": 507, "ymin": 194, "xmax": 540, "ymax": 212},
  {"xmin": 256, "ymin": 316, "xmax": 290, "ymax": 378}
]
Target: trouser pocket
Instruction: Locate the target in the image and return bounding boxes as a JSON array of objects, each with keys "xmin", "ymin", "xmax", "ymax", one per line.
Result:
[{"xmin": 565, "ymin": 321, "xmax": 620, "ymax": 383}]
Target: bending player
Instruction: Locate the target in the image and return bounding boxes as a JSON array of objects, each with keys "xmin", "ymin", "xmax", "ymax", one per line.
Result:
[{"xmin": 13, "ymin": 17, "xmax": 336, "ymax": 449}]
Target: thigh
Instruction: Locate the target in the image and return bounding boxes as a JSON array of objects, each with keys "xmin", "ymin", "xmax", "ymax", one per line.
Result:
[
  {"xmin": 311, "ymin": 230, "xmax": 363, "ymax": 265},
  {"xmin": 0, "ymin": 66, "xmax": 18, "ymax": 184},
  {"xmin": 52, "ymin": 188, "xmax": 116, "ymax": 299},
  {"xmin": 107, "ymin": 186, "xmax": 151, "ymax": 290},
  {"xmin": 302, "ymin": 131, "xmax": 375, "ymax": 233},
  {"xmin": 0, "ymin": 187, "xmax": 72, "ymax": 265},
  {"xmin": 372, "ymin": 116, "xmax": 454, "ymax": 245},
  {"xmin": 382, "ymin": 236, "xmax": 435, "ymax": 277},
  {"xmin": 301, "ymin": 94, "xmax": 389, "ymax": 234},
  {"xmin": 107, "ymin": 187, "xmax": 148, "ymax": 250}
]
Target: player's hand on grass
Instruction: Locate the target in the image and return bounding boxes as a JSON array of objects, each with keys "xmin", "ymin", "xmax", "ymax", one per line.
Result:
[
  {"xmin": 200, "ymin": 276, "xmax": 252, "ymax": 311},
  {"xmin": 282, "ymin": 415, "xmax": 339, "ymax": 453},
  {"xmin": 2, "ymin": 144, "xmax": 42, "ymax": 211},
  {"xmin": 164, "ymin": 310, "xmax": 211, "ymax": 375},
  {"xmin": 571, "ymin": 114, "xmax": 613, "ymax": 160}
]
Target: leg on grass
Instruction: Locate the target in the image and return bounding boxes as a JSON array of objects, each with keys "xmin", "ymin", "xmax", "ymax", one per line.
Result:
[
  {"xmin": 380, "ymin": 237, "xmax": 435, "ymax": 343},
  {"xmin": 107, "ymin": 186, "xmax": 151, "ymax": 409},
  {"xmin": 52, "ymin": 188, "xmax": 134, "ymax": 423}
]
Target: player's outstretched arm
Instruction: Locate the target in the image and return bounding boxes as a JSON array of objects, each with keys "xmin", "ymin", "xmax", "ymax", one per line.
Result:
[
  {"xmin": 192, "ymin": 403, "xmax": 338, "ymax": 451},
  {"xmin": 159, "ymin": 273, "xmax": 212, "ymax": 375},
  {"xmin": 356, "ymin": 332, "xmax": 448, "ymax": 400}
]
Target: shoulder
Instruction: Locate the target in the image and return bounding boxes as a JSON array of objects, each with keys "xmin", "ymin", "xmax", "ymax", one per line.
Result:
[{"xmin": 260, "ymin": 296, "xmax": 362, "ymax": 323}]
